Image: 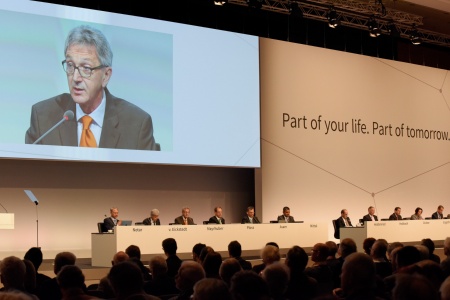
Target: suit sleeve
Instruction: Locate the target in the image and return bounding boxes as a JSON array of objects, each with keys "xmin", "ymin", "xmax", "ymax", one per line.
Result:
[
  {"xmin": 137, "ymin": 114, "xmax": 157, "ymax": 150},
  {"xmin": 103, "ymin": 218, "xmax": 115, "ymax": 230},
  {"xmin": 25, "ymin": 105, "xmax": 40, "ymax": 144},
  {"xmin": 431, "ymin": 213, "xmax": 438, "ymax": 219},
  {"xmin": 143, "ymin": 218, "xmax": 150, "ymax": 225}
]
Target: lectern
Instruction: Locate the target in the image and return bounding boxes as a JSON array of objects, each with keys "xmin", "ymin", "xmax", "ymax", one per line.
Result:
[{"xmin": 0, "ymin": 213, "xmax": 14, "ymax": 229}]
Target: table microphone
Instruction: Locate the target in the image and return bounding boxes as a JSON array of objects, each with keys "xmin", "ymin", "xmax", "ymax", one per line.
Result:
[{"xmin": 33, "ymin": 110, "xmax": 74, "ymax": 144}]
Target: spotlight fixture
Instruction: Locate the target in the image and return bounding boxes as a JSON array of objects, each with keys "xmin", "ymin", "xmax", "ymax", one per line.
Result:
[
  {"xmin": 388, "ymin": 22, "xmax": 400, "ymax": 38},
  {"xmin": 246, "ymin": 0, "xmax": 263, "ymax": 9},
  {"xmin": 214, "ymin": 0, "xmax": 228, "ymax": 5},
  {"xmin": 368, "ymin": 17, "xmax": 381, "ymax": 37},
  {"xmin": 327, "ymin": 7, "xmax": 340, "ymax": 28},
  {"xmin": 409, "ymin": 24, "xmax": 422, "ymax": 45},
  {"xmin": 289, "ymin": 1, "xmax": 303, "ymax": 18}
]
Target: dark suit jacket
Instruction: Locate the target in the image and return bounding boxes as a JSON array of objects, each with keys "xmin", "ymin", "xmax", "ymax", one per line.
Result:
[
  {"xmin": 277, "ymin": 215, "xmax": 295, "ymax": 223},
  {"xmin": 25, "ymin": 88, "xmax": 158, "ymax": 150},
  {"xmin": 103, "ymin": 217, "xmax": 117, "ymax": 231},
  {"xmin": 241, "ymin": 216, "xmax": 260, "ymax": 224},
  {"xmin": 432, "ymin": 212, "xmax": 444, "ymax": 219},
  {"xmin": 143, "ymin": 218, "xmax": 161, "ymax": 225},
  {"xmin": 208, "ymin": 216, "xmax": 225, "ymax": 224},
  {"xmin": 334, "ymin": 216, "xmax": 352, "ymax": 239},
  {"xmin": 362, "ymin": 214, "xmax": 378, "ymax": 221},
  {"xmin": 389, "ymin": 213, "xmax": 402, "ymax": 220},
  {"xmin": 174, "ymin": 216, "xmax": 195, "ymax": 225}
]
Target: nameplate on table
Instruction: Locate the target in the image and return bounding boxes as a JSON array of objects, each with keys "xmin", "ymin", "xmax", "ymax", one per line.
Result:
[
  {"xmin": 399, "ymin": 222, "xmax": 408, "ymax": 225},
  {"xmin": 133, "ymin": 228, "xmax": 142, "ymax": 232},
  {"xmin": 169, "ymin": 227, "xmax": 188, "ymax": 232},
  {"xmin": 207, "ymin": 226, "xmax": 224, "ymax": 231},
  {"xmin": 374, "ymin": 222, "xmax": 386, "ymax": 226}
]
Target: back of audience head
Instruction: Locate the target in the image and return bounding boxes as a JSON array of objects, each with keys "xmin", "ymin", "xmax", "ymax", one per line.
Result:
[
  {"xmin": 396, "ymin": 246, "xmax": 421, "ymax": 270},
  {"xmin": 261, "ymin": 245, "xmax": 280, "ymax": 265},
  {"xmin": 0, "ymin": 256, "xmax": 27, "ymax": 290},
  {"xmin": 441, "ymin": 276, "xmax": 450, "ymax": 300},
  {"xmin": 444, "ymin": 237, "xmax": 450, "ymax": 256},
  {"xmin": 219, "ymin": 258, "xmax": 242, "ymax": 286},
  {"xmin": 57, "ymin": 265, "xmax": 85, "ymax": 291},
  {"xmin": 22, "ymin": 259, "xmax": 36, "ymax": 293},
  {"xmin": 202, "ymin": 251, "xmax": 222, "ymax": 278},
  {"xmin": 0, "ymin": 291, "xmax": 35, "ymax": 300},
  {"xmin": 192, "ymin": 243, "xmax": 206, "ymax": 263},
  {"xmin": 108, "ymin": 261, "xmax": 144, "ymax": 298},
  {"xmin": 325, "ymin": 241, "xmax": 338, "ymax": 259},
  {"xmin": 162, "ymin": 238, "xmax": 177, "ymax": 256},
  {"xmin": 387, "ymin": 242, "xmax": 403, "ymax": 260},
  {"xmin": 228, "ymin": 240, "xmax": 243, "ymax": 259},
  {"xmin": 363, "ymin": 237, "xmax": 376, "ymax": 255},
  {"xmin": 414, "ymin": 244, "xmax": 430, "ymax": 260},
  {"xmin": 285, "ymin": 246, "xmax": 308, "ymax": 273},
  {"xmin": 176, "ymin": 261, "xmax": 206, "ymax": 293},
  {"xmin": 421, "ymin": 238, "xmax": 436, "ymax": 255},
  {"xmin": 125, "ymin": 244, "xmax": 141, "ymax": 260},
  {"xmin": 149, "ymin": 255, "xmax": 168, "ymax": 277},
  {"xmin": 371, "ymin": 239, "xmax": 388, "ymax": 260},
  {"xmin": 261, "ymin": 262, "xmax": 290, "ymax": 299},
  {"xmin": 199, "ymin": 246, "xmax": 214, "ymax": 263},
  {"xmin": 192, "ymin": 278, "xmax": 231, "ymax": 300},
  {"xmin": 392, "ymin": 273, "xmax": 438, "ymax": 300},
  {"xmin": 54, "ymin": 252, "xmax": 76, "ymax": 275},
  {"xmin": 265, "ymin": 242, "xmax": 279, "ymax": 249},
  {"xmin": 23, "ymin": 247, "xmax": 43, "ymax": 272},
  {"xmin": 311, "ymin": 243, "xmax": 329, "ymax": 263},
  {"xmin": 415, "ymin": 260, "xmax": 444, "ymax": 291},
  {"xmin": 338, "ymin": 238, "xmax": 357, "ymax": 259},
  {"xmin": 230, "ymin": 270, "xmax": 270, "ymax": 300},
  {"xmin": 341, "ymin": 252, "xmax": 376, "ymax": 297},
  {"xmin": 112, "ymin": 251, "xmax": 129, "ymax": 265}
]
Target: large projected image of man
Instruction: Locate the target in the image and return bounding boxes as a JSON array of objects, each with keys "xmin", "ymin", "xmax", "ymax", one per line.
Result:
[{"xmin": 25, "ymin": 25, "xmax": 159, "ymax": 150}]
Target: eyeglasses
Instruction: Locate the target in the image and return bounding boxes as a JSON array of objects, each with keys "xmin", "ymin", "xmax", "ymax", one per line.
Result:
[{"xmin": 62, "ymin": 60, "xmax": 106, "ymax": 78}]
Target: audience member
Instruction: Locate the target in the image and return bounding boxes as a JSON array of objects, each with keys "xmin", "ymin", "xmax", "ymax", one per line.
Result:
[
  {"xmin": 22, "ymin": 260, "xmax": 36, "ymax": 295},
  {"xmin": 305, "ymin": 243, "xmax": 333, "ymax": 295},
  {"xmin": 371, "ymin": 239, "xmax": 392, "ymax": 279},
  {"xmin": 23, "ymin": 247, "xmax": 51, "ymax": 288},
  {"xmin": 108, "ymin": 261, "xmax": 159, "ymax": 300},
  {"xmin": 389, "ymin": 207, "xmax": 402, "ymax": 220},
  {"xmin": 332, "ymin": 238, "xmax": 357, "ymax": 288},
  {"xmin": 261, "ymin": 262, "xmax": 290, "ymax": 300},
  {"xmin": 284, "ymin": 246, "xmax": 318, "ymax": 300},
  {"xmin": 171, "ymin": 261, "xmax": 206, "ymax": 300},
  {"xmin": 219, "ymin": 258, "xmax": 242, "ymax": 287},
  {"xmin": 202, "ymin": 252, "xmax": 222, "ymax": 279},
  {"xmin": 415, "ymin": 244, "xmax": 430, "ymax": 261},
  {"xmin": 227, "ymin": 240, "xmax": 252, "ymax": 270},
  {"xmin": 421, "ymin": 238, "xmax": 440, "ymax": 264},
  {"xmin": 125, "ymin": 245, "xmax": 151, "ymax": 281},
  {"xmin": 0, "ymin": 256, "xmax": 29, "ymax": 294},
  {"xmin": 192, "ymin": 243, "xmax": 206, "ymax": 264},
  {"xmin": 392, "ymin": 273, "xmax": 438, "ymax": 300},
  {"xmin": 37, "ymin": 252, "xmax": 76, "ymax": 300},
  {"xmin": 387, "ymin": 242, "xmax": 403, "ymax": 262},
  {"xmin": 441, "ymin": 237, "xmax": 450, "ymax": 278},
  {"xmin": 440, "ymin": 276, "xmax": 450, "ymax": 300},
  {"xmin": 198, "ymin": 246, "xmax": 214, "ymax": 264},
  {"xmin": 363, "ymin": 237, "xmax": 376, "ymax": 255},
  {"xmin": 97, "ymin": 251, "xmax": 129, "ymax": 298},
  {"xmin": 144, "ymin": 256, "xmax": 178, "ymax": 296},
  {"xmin": 229, "ymin": 270, "xmax": 270, "ymax": 300},
  {"xmin": 162, "ymin": 238, "xmax": 182, "ymax": 278},
  {"xmin": 192, "ymin": 278, "xmax": 231, "ymax": 300},
  {"xmin": 252, "ymin": 244, "xmax": 280, "ymax": 274},
  {"xmin": 56, "ymin": 265, "xmax": 90, "ymax": 300}
]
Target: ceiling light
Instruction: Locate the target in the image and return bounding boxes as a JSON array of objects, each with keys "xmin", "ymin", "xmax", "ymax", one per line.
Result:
[
  {"xmin": 368, "ymin": 17, "xmax": 381, "ymax": 38},
  {"xmin": 327, "ymin": 7, "xmax": 340, "ymax": 28},
  {"xmin": 214, "ymin": 0, "xmax": 228, "ymax": 5},
  {"xmin": 409, "ymin": 24, "xmax": 422, "ymax": 45}
]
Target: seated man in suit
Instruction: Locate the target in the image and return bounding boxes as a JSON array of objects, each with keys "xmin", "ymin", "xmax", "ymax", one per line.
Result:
[
  {"xmin": 104, "ymin": 207, "xmax": 122, "ymax": 231},
  {"xmin": 143, "ymin": 208, "xmax": 161, "ymax": 225},
  {"xmin": 277, "ymin": 206, "xmax": 295, "ymax": 223},
  {"xmin": 174, "ymin": 207, "xmax": 195, "ymax": 225},
  {"xmin": 432, "ymin": 205, "xmax": 444, "ymax": 219},
  {"xmin": 362, "ymin": 206, "xmax": 378, "ymax": 222},
  {"xmin": 208, "ymin": 206, "xmax": 225, "ymax": 224},
  {"xmin": 334, "ymin": 209, "xmax": 352, "ymax": 239},
  {"xmin": 241, "ymin": 206, "xmax": 260, "ymax": 224},
  {"xmin": 389, "ymin": 207, "xmax": 403, "ymax": 220}
]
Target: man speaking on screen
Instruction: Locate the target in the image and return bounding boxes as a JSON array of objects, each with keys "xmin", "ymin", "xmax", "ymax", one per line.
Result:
[{"xmin": 25, "ymin": 25, "xmax": 159, "ymax": 150}]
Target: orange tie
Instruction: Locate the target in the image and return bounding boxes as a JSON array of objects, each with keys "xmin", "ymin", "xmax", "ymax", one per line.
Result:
[{"xmin": 80, "ymin": 116, "xmax": 97, "ymax": 147}]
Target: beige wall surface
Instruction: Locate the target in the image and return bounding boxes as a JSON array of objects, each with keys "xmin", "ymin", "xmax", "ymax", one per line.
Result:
[
  {"xmin": 259, "ymin": 37, "xmax": 450, "ymax": 241},
  {"xmin": 0, "ymin": 159, "xmax": 254, "ymax": 259}
]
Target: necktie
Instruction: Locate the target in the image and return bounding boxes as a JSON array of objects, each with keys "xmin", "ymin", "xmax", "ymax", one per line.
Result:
[
  {"xmin": 80, "ymin": 116, "xmax": 97, "ymax": 147},
  {"xmin": 184, "ymin": 218, "xmax": 188, "ymax": 225},
  {"xmin": 219, "ymin": 218, "xmax": 222, "ymax": 224}
]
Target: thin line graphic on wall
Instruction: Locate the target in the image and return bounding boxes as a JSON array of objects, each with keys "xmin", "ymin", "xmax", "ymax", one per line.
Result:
[{"xmin": 262, "ymin": 138, "xmax": 449, "ymax": 197}]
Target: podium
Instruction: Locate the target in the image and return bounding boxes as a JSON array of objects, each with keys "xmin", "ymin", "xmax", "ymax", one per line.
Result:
[{"xmin": 0, "ymin": 213, "xmax": 14, "ymax": 229}]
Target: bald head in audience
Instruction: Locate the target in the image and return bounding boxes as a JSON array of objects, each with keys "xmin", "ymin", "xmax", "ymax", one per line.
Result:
[{"xmin": 340, "ymin": 252, "xmax": 376, "ymax": 298}]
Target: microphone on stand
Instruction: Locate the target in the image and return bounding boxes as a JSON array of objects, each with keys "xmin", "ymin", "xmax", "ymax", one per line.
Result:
[
  {"xmin": 33, "ymin": 110, "xmax": 74, "ymax": 144},
  {"xmin": 0, "ymin": 202, "xmax": 7, "ymax": 212}
]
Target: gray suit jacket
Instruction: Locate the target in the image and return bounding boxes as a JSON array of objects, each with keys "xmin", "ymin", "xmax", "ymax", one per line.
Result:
[
  {"xmin": 25, "ymin": 88, "xmax": 158, "ymax": 150},
  {"xmin": 277, "ymin": 215, "xmax": 295, "ymax": 223}
]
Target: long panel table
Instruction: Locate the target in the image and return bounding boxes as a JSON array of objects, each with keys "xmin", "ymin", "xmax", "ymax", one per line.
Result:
[
  {"xmin": 91, "ymin": 222, "xmax": 327, "ymax": 267},
  {"xmin": 340, "ymin": 219, "xmax": 450, "ymax": 252}
]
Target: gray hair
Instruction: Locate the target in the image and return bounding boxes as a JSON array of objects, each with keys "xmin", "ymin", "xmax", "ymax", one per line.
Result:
[
  {"xmin": 151, "ymin": 208, "xmax": 160, "ymax": 216},
  {"xmin": 65, "ymin": 25, "xmax": 113, "ymax": 67}
]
